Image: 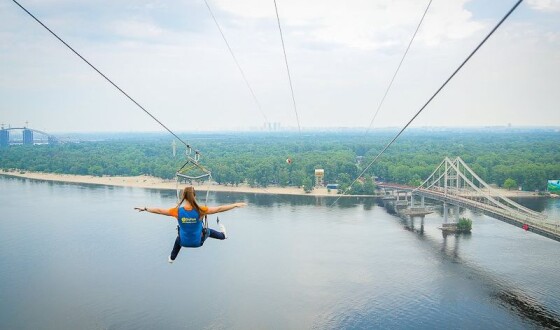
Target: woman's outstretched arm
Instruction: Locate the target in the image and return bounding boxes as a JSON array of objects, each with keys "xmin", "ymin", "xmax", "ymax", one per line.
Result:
[
  {"xmin": 134, "ymin": 207, "xmax": 174, "ymax": 216},
  {"xmin": 205, "ymin": 202, "xmax": 247, "ymax": 215}
]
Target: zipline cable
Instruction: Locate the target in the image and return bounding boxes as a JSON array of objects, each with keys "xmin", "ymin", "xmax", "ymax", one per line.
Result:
[
  {"xmin": 331, "ymin": 0, "xmax": 524, "ymax": 206},
  {"xmin": 365, "ymin": 0, "xmax": 433, "ymax": 134},
  {"xmin": 11, "ymin": 0, "xmax": 193, "ymax": 151},
  {"xmin": 202, "ymin": 0, "xmax": 269, "ymax": 124},
  {"xmin": 273, "ymin": 0, "xmax": 302, "ymax": 132}
]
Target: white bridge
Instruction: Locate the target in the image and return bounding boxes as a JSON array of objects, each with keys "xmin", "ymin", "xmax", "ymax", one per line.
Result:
[{"xmin": 379, "ymin": 157, "xmax": 560, "ymax": 242}]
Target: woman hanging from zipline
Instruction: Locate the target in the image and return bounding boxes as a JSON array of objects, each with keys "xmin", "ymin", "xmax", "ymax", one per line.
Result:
[{"xmin": 135, "ymin": 186, "xmax": 246, "ymax": 263}]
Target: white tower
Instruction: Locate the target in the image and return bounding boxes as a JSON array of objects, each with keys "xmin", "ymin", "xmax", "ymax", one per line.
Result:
[{"xmin": 315, "ymin": 169, "xmax": 324, "ymax": 187}]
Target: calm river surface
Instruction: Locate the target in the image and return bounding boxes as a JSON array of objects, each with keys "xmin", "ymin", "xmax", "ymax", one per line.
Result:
[{"xmin": 1, "ymin": 176, "xmax": 560, "ymax": 329}]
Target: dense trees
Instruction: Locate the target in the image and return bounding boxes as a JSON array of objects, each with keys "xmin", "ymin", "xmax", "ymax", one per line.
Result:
[
  {"xmin": 503, "ymin": 178, "xmax": 517, "ymax": 190},
  {"xmin": 1, "ymin": 129, "xmax": 559, "ymax": 192}
]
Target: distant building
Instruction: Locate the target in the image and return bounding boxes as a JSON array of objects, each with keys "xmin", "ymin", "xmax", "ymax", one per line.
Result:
[
  {"xmin": 265, "ymin": 122, "xmax": 281, "ymax": 131},
  {"xmin": 0, "ymin": 129, "xmax": 8, "ymax": 146},
  {"xmin": 315, "ymin": 169, "xmax": 324, "ymax": 187},
  {"xmin": 23, "ymin": 129, "xmax": 33, "ymax": 145}
]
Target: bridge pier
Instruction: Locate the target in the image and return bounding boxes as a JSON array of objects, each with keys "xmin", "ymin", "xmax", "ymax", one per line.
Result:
[
  {"xmin": 398, "ymin": 192, "xmax": 433, "ymax": 217},
  {"xmin": 441, "ymin": 202, "xmax": 460, "ymax": 232},
  {"xmin": 442, "ymin": 203, "xmax": 461, "ymax": 224},
  {"xmin": 413, "ymin": 214, "xmax": 426, "ymax": 233},
  {"xmin": 394, "ymin": 190, "xmax": 409, "ymax": 208},
  {"xmin": 410, "ymin": 194, "xmax": 426, "ymax": 207}
]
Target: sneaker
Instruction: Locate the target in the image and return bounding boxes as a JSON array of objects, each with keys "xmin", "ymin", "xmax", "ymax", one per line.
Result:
[
  {"xmin": 168, "ymin": 256, "xmax": 174, "ymax": 264},
  {"xmin": 217, "ymin": 218, "xmax": 227, "ymax": 239}
]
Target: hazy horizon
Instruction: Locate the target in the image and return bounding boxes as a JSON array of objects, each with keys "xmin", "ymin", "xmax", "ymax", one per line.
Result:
[
  {"xmin": 1, "ymin": 0, "xmax": 559, "ymax": 132},
  {"xmin": 2, "ymin": 125, "xmax": 557, "ymax": 137}
]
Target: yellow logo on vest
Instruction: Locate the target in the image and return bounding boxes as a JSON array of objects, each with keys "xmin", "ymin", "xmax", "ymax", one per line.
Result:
[{"xmin": 181, "ymin": 217, "xmax": 197, "ymax": 224}]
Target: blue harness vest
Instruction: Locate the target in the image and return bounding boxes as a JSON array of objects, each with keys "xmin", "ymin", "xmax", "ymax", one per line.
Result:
[{"xmin": 177, "ymin": 207, "xmax": 206, "ymax": 247}]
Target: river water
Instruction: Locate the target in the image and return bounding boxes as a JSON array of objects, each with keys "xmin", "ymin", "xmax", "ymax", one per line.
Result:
[{"xmin": 1, "ymin": 176, "xmax": 560, "ymax": 329}]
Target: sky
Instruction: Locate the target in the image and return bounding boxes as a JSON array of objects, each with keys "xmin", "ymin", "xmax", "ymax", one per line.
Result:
[{"xmin": 0, "ymin": 0, "xmax": 559, "ymax": 133}]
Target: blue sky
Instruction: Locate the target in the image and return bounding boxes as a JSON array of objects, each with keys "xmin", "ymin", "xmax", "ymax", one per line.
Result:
[{"xmin": 1, "ymin": 0, "xmax": 559, "ymax": 133}]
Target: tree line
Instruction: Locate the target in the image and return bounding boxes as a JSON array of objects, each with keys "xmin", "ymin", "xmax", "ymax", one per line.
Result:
[{"xmin": 1, "ymin": 129, "xmax": 559, "ymax": 193}]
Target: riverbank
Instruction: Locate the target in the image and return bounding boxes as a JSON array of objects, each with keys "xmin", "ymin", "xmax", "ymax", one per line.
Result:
[
  {"xmin": 0, "ymin": 170, "xmax": 543, "ymax": 198},
  {"xmin": 0, "ymin": 170, "xmax": 341, "ymax": 197}
]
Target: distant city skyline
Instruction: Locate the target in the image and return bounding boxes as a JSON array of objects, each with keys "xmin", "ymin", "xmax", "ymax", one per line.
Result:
[{"xmin": 1, "ymin": 0, "xmax": 559, "ymax": 133}]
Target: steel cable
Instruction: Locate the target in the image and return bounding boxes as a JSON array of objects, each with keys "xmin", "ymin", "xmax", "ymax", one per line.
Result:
[
  {"xmin": 365, "ymin": 0, "xmax": 433, "ymax": 134},
  {"xmin": 203, "ymin": 0, "xmax": 269, "ymax": 124},
  {"xmin": 331, "ymin": 0, "xmax": 524, "ymax": 206},
  {"xmin": 11, "ymin": 0, "xmax": 193, "ymax": 150},
  {"xmin": 273, "ymin": 0, "xmax": 302, "ymax": 132}
]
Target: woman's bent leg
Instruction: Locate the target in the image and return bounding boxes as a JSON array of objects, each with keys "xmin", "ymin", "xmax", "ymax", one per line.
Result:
[
  {"xmin": 170, "ymin": 236, "xmax": 182, "ymax": 261},
  {"xmin": 207, "ymin": 228, "xmax": 226, "ymax": 240}
]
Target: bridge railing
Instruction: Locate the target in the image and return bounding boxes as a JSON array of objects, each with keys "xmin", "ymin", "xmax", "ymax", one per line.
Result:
[
  {"xmin": 379, "ymin": 180, "xmax": 560, "ymax": 237},
  {"xmin": 416, "ymin": 188, "xmax": 559, "ymax": 235}
]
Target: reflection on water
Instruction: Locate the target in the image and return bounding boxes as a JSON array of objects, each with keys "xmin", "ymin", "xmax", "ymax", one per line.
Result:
[
  {"xmin": 1, "ymin": 176, "xmax": 560, "ymax": 329},
  {"xmin": 394, "ymin": 210, "xmax": 560, "ymax": 329},
  {"xmin": 513, "ymin": 197, "xmax": 549, "ymax": 212},
  {"xmin": 514, "ymin": 197, "xmax": 560, "ymax": 220},
  {"xmin": 494, "ymin": 289, "xmax": 560, "ymax": 329},
  {"xmin": 211, "ymin": 190, "xmax": 378, "ymax": 210},
  {"xmin": 326, "ymin": 195, "xmax": 560, "ymax": 329}
]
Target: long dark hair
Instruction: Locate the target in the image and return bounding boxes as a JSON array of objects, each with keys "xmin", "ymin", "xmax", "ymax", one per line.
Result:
[{"xmin": 177, "ymin": 186, "xmax": 204, "ymax": 216}]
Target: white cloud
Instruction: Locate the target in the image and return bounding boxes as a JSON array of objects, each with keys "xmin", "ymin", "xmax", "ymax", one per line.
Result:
[
  {"xmin": 1, "ymin": 0, "xmax": 558, "ymax": 132},
  {"xmin": 213, "ymin": 0, "xmax": 485, "ymax": 50},
  {"xmin": 527, "ymin": 0, "xmax": 560, "ymax": 12},
  {"xmin": 112, "ymin": 19, "xmax": 165, "ymax": 39}
]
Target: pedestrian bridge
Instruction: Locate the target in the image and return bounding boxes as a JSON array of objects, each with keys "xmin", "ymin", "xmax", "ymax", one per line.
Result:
[{"xmin": 378, "ymin": 157, "xmax": 560, "ymax": 243}]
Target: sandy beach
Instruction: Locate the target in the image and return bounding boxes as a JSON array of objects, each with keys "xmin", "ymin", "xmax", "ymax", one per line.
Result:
[
  {"xmin": 0, "ymin": 170, "xmax": 342, "ymax": 197},
  {"xmin": 0, "ymin": 169, "xmax": 542, "ymax": 198}
]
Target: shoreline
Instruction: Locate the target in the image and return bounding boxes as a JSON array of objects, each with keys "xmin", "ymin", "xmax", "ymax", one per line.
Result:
[
  {"xmin": 0, "ymin": 170, "xmax": 345, "ymax": 197},
  {"xmin": 0, "ymin": 170, "xmax": 543, "ymax": 199}
]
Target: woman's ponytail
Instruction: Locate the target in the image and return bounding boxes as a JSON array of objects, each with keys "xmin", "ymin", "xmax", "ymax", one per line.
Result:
[{"xmin": 179, "ymin": 186, "xmax": 203, "ymax": 216}]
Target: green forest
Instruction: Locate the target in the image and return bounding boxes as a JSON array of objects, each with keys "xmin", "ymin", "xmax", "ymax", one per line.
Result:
[{"xmin": 1, "ymin": 129, "xmax": 559, "ymax": 194}]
